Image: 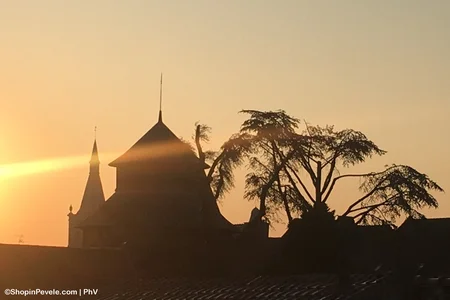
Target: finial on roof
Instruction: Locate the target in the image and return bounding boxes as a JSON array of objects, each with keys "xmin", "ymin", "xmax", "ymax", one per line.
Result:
[
  {"xmin": 158, "ymin": 73, "xmax": 163, "ymax": 123},
  {"xmin": 69, "ymin": 204, "xmax": 73, "ymax": 213},
  {"xmin": 94, "ymin": 126, "xmax": 97, "ymax": 140}
]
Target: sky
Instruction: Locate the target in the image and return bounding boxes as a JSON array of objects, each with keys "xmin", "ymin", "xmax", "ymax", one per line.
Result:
[{"xmin": 0, "ymin": 0, "xmax": 449, "ymax": 246}]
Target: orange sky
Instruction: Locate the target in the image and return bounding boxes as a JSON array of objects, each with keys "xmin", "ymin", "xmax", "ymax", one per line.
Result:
[{"xmin": 0, "ymin": 0, "xmax": 449, "ymax": 246}]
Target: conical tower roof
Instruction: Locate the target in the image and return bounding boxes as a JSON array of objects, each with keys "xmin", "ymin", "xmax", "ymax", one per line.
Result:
[
  {"xmin": 77, "ymin": 138, "xmax": 105, "ymax": 218},
  {"xmin": 90, "ymin": 139, "xmax": 99, "ymax": 164},
  {"xmin": 109, "ymin": 116, "xmax": 208, "ymax": 169}
]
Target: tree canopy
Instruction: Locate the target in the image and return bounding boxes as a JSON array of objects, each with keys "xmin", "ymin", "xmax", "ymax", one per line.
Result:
[{"xmin": 193, "ymin": 110, "xmax": 443, "ymax": 227}]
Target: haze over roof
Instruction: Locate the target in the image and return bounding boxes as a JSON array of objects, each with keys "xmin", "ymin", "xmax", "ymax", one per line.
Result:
[{"xmin": 109, "ymin": 115, "xmax": 208, "ymax": 169}]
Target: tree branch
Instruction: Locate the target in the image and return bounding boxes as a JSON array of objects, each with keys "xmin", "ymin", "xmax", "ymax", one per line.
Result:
[
  {"xmin": 275, "ymin": 146, "xmax": 317, "ymax": 202},
  {"xmin": 342, "ymin": 180, "xmax": 388, "ymax": 216},
  {"xmin": 195, "ymin": 125, "xmax": 206, "ymax": 164},
  {"xmin": 298, "ymin": 155, "xmax": 317, "ymax": 184},
  {"xmin": 322, "ymin": 171, "xmax": 385, "ymax": 203},
  {"xmin": 276, "ymin": 177, "xmax": 292, "ymax": 222},
  {"xmin": 213, "ymin": 166, "xmax": 225, "ymax": 200},
  {"xmin": 207, "ymin": 151, "xmax": 224, "ymax": 180},
  {"xmin": 321, "ymin": 154, "xmax": 338, "ymax": 195},
  {"xmin": 351, "ymin": 199, "xmax": 393, "ymax": 219},
  {"xmin": 284, "ymin": 163, "xmax": 316, "ymax": 203},
  {"xmin": 281, "ymin": 165, "xmax": 313, "ymax": 206},
  {"xmin": 271, "ymin": 141, "xmax": 293, "ymax": 221},
  {"xmin": 355, "ymin": 211, "xmax": 388, "ymax": 226},
  {"xmin": 283, "ymin": 138, "xmax": 317, "ymax": 184},
  {"xmin": 258, "ymin": 151, "xmax": 296, "ymax": 217}
]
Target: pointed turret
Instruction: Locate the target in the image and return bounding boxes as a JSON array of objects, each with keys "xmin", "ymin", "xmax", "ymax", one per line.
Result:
[
  {"xmin": 78, "ymin": 138, "xmax": 105, "ymax": 216},
  {"xmin": 89, "ymin": 139, "xmax": 100, "ymax": 173},
  {"xmin": 68, "ymin": 135, "xmax": 106, "ymax": 248}
]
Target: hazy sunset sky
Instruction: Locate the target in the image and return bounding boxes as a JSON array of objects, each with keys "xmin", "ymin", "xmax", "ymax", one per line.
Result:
[{"xmin": 0, "ymin": 0, "xmax": 449, "ymax": 246}]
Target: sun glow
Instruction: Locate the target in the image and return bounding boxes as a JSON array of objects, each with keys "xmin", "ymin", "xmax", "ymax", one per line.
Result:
[
  {"xmin": 0, "ymin": 141, "xmax": 198, "ymax": 180},
  {"xmin": 0, "ymin": 156, "xmax": 93, "ymax": 179}
]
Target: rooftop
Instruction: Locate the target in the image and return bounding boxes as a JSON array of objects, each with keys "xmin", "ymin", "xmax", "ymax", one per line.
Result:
[
  {"xmin": 109, "ymin": 117, "xmax": 208, "ymax": 169},
  {"xmin": 81, "ymin": 273, "xmax": 392, "ymax": 300}
]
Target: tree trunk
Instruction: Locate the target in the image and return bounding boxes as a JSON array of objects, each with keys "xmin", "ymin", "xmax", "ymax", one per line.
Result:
[
  {"xmin": 283, "ymin": 192, "xmax": 293, "ymax": 223},
  {"xmin": 278, "ymin": 184, "xmax": 293, "ymax": 223},
  {"xmin": 315, "ymin": 161, "xmax": 322, "ymax": 204},
  {"xmin": 195, "ymin": 125, "xmax": 205, "ymax": 164}
]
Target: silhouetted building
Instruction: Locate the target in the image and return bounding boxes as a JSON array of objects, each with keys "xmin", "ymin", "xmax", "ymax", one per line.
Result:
[
  {"xmin": 67, "ymin": 139, "xmax": 105, "ymax": 248},
  {"xmin": 5, "ymin": 85, "xmax": 448, "ymax": 298},
  {"xmin": 396, "ymin": 217, "xmax": 450, "ymax": 273},
  {"xmin": 76, "ymin": 111, "xmax": 235, "ymax": 250}
]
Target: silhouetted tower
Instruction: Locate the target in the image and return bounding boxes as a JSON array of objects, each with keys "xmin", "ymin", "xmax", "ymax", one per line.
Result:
[
  {"xmin": 77, "ymin": 76, "xmax": 235, "ymax": 249},
  {"xmin": 68, "ymin": 134, "xmax": 105, "ymax": 248}
]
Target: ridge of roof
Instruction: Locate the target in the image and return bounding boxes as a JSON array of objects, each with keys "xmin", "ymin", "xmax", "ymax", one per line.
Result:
[{"xmin": 109, "ymin": 120, "xmax": 207, "ymax": 168}]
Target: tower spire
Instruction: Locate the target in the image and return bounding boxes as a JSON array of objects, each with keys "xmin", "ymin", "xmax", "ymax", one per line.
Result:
[
  {"xmin": 158, "ymin": 73, "xmax": 163, "ymax": 123},
  {"xmin": 69, "ymin": 133, "xmax": 106, "ymax": 248},
  {"xmin": 89, "ymin": 128, "xmax": 100, "ymax": 172}
]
